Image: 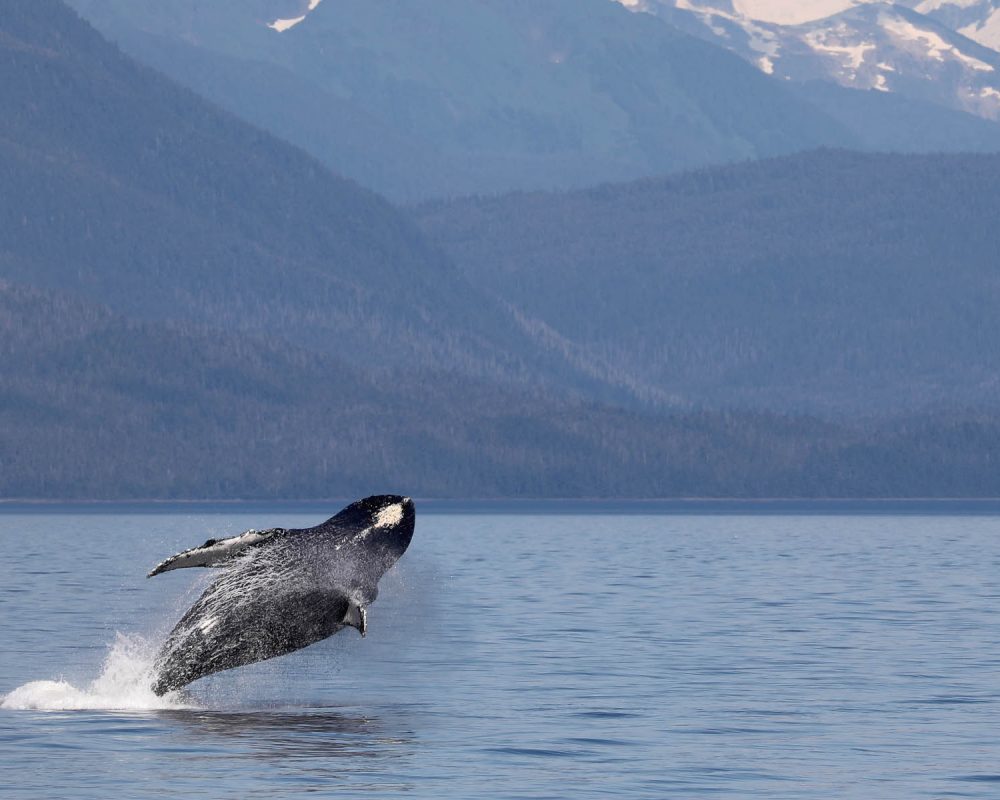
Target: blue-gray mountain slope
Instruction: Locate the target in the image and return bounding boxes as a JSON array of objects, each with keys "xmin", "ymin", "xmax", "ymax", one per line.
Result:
[
  {"xmin": 68, "ymin": 0, "xmax": 855, "ymax": 201},
  {"xmin": 0, "ymin": 0, "xmax": 619, "ymax": 396},
  {"xmin": 415, "ymin": 149, "xmax": 1000, "ymax": 414},
  {"xmin": 6, "ymin": 278, "xmax": 1000, "ymax": 499}
]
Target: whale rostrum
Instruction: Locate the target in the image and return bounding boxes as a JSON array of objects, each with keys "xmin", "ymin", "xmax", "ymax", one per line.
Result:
[{"xmin": 148, "ymin": 495, "xmax": 414, "ymax": 696}]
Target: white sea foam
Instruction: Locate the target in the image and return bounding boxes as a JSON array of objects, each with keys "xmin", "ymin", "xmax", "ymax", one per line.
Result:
[{"xmin": 0, "ymin": 633, "xmax": 194, "ymax": 712}]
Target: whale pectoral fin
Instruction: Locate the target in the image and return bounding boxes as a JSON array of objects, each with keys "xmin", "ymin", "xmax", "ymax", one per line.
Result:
[
  {"xmin": 343, "ymin": 602, "xmax": 367, "ymax": 637},
  {"xmin": 147, "ymin": 527, "xmax": 285, "ymax": 577}
]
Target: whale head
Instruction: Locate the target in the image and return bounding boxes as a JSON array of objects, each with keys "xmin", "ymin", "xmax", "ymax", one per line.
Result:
[
  {"xmin": 307, "ymin": 494, "xmax": 415, "ymax": 590},
  {"xmin": 317, "ymin": 495, "xmax": 415, "ymax": 634},
  {"xmin": 365, "ymin": 495, "xmax": 416, "ymax": 567}
]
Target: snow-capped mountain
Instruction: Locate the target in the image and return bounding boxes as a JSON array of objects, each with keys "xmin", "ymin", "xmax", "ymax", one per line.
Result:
[
  {"xmin": 632, "ymin": 0, "xmax": 1000, "ymax": 47},
  {"xmin": 625, "ymin": 0, "xmax": 1000, "ymax": 119},
  {"xmin": 915, "ymin": 0, "xmax": 1000, "ymax": 51},
  {"xmin": 268, "ymin": 0, "xmax": 323, "ymax": 32},
  {"xmin": 70, "ymin": 0, "xmax": 862, "ymax": 200}
]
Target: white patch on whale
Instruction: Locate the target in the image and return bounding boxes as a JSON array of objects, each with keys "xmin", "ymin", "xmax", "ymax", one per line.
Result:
[
  {"xmin": 374, "ymin": 503, "xmax": 404, "ymax": 529},
  {"xmin": 336, "ymin": 500, "xmax": 409, "ymax": 551}
]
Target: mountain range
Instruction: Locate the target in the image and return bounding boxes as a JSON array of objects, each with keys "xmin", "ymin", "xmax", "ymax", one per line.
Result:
[
  {"xmin": 65, "ymin": 0, "xmax": 1000, "ymax": 200},
  {"xmin": 415, "ymin": 149, "xmax": 1000, "ymax": 415},
  {"xmin": 53, "ymin": 0, "xmax": 849, "ymax": 199},
  {"xmin": 626, "ymin": 1, "xmax": 1000, "ymax": 121},
  {"xmin": 3, "ymin": 0, "xmax": 615, "ymax": 395},
  {"xmin": 4, "ymin": 1, "xmax": 1000, "ymax": 497}
]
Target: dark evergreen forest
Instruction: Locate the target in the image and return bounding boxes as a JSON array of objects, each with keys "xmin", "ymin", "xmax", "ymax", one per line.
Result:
[
  {"xmin": 416, "ymin": 150, "xmax": 1000, "ymax": 414},
  {"xmin": 5, "ymin": 280, "xmax": 1000, "ymax": 498}
]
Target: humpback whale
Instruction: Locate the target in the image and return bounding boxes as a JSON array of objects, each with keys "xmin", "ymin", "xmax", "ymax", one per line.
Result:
[{"xmin": 148, "ymin": 495, "xmax": 414, "ymax": 696}]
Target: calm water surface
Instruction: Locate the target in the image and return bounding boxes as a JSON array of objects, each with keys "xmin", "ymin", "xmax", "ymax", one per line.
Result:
[{"xmin": 2, "ymin": 505, "xmax": 1000, "ymax": 798}]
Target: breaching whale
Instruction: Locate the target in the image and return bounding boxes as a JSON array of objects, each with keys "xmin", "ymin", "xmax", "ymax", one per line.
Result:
[{"xmin": 148, "ymin": 495, "xmax": 414, "ymax": 696}]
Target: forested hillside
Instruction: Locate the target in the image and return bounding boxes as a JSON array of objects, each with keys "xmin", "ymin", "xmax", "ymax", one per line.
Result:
[
  {"xmin": 0, "ymin": 0, "xmax": 595, "ymax": 393},
  {"xmin": 5, "ymin": 280, "xmax": 1000, "ymax": 498},
  {"xmin": 789, "ymin": 82, "xmax": 1000, "ymax": 154},
  {"xmin": 416, "ymin": 150, "xmax": 1000, "ymax": 414}
]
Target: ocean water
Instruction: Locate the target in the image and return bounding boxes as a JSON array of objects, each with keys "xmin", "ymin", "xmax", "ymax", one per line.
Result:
[{"xmin": 2, "ymin": 503, "xmax": 1000, "ymax": 798}]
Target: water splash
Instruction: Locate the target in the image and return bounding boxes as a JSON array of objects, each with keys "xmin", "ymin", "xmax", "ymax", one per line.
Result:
[{"xmin": 1, "ymin": 633, "xmax": 195, "ymax": 712}]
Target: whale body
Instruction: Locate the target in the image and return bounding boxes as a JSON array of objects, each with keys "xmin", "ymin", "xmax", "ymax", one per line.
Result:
[{"xmin": 149, "ymin": 495, "xmax": 414, "ymax": 696}]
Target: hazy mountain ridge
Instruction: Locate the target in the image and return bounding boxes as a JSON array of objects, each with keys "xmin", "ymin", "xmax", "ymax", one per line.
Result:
[
  {"xmin": 68, "ymin": 0, "xmax": 1000, "ymax": 198},
  {"xmin": 918, "ymin": 0, "xmax": 1000, "ymax": 50},
  {"xmin": 629, "ymin": 0, "xmax": 1000, "ymax": 125},
  {"xmin": 0, "ymin": 278, "xmax": 934, "ymax": 499},
  {"xmin": 415, "ymin": 149, "xmax": 1000, "ymax": 415},
  {"xmin": 2, "ymin": 0, "xmax": 624, "ymax": 399},
  {"xmin": 785, "ymin": 78, "xmax": 1000, "ymax": 153},
  {"xmin": 67, "ymin": 0, "xmax": 856, "ymax": 201},
  {"xmin": 8, "ymin": 277, "xmax": 1000, "ymax": 498}
]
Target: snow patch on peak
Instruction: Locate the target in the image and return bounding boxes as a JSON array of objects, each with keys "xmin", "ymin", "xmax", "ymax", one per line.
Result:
[
  {"xmin": 732, "ymin": 0, "xmax": 858, "ymax": 25},
  {"xmin": 805, "ymin": 25, "xmax": 875, "ymax": 72},
  {"xmin": 880, "ymin": 11, "xmax": 995, "ymax": 70},
  {"xmin": 669, "ymin": 0, "xmax": 782, "ymax": 55},
  {"xmin": 268, "ymin": 15, "xmax": 305, "ymax": 32},
  {"xmin": 268, "ymin": 0, "xmax": 323, "ymax": 33},
  {"xmin": 621, "ymin": 0, "xmax": 1000, "ymax": 120},
  {"xmin": 916, "ymin": 0, "xmax": 983, "ymax": 13},
  {"xmin": 959, "ymin": 7, "xmax": 1000, "ymax": 51}
]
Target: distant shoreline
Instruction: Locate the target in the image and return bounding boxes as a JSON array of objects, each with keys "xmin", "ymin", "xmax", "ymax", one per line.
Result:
[{"xmin": 4, "ymin": 498, "xmax": 1000, "ymax": 516}]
